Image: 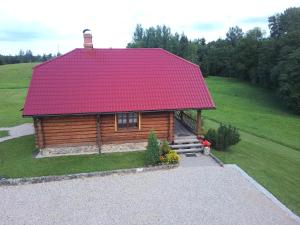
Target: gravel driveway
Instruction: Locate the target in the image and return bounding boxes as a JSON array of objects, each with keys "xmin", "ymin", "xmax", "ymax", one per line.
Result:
[{"xmin": 0, "ymin": 166, "xmax": 298, "ymax": 225}]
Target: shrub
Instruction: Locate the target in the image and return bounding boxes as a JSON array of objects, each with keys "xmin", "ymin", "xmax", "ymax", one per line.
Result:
[
  {"xmin": 145, "ymin": 131, "xmax": 161, "ymax": 165},
  {"xmin": 165, "ymin": 150, "xmax": 180, "ymax": 164},
  {"xmin": 204, "ymin": 123, "xmax": 240, "ymax": 151},
  {"xmin": 205, "ymin": 129, "xmax": 217, "ymax": 147},
  {"xmin": 160, "ymin": 140, "xmax": 171, "ymax": 155}
]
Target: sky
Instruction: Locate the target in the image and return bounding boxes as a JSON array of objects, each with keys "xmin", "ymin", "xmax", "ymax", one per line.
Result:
[{"xmin": 0, "ymin": 0, "xmax": 299, "ymax": 55}]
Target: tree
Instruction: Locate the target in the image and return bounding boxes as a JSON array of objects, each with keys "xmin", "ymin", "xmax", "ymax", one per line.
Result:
[
  {"xmin": 203, "ymin": 39, "xmax": 232, "ymax": 77},
  {"xmin": 268, "ymin": 14, "xmax": 281, "ymax": 39},
  {"xmin": 25, "ymin": 50, "xmax": 33, "ymax": 63},
  {"xmin": 272, "ymin": 48, "xmax": 300, "ymax": 113},
  {"xmin": 145, "ymin": 131, "xmax": 160, "ymax": 165},
  {"xmin": 226, "ymin": 26, "xmax": 243, "ymax": 46},
  {"xmin": 178, "ymin": 33, "xmax": 189, "ymax": 58},
  {"xmin": 133, "ymin": 24, "xmax": 144, "ymax": 42}
]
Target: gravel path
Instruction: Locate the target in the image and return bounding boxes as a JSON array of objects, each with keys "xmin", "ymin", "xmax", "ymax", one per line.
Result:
[
  {"xmin": 0, "ymin": 166, "xmax": 298, "ymax": 225},
  {"xmin": 0, "ymin": 123, "xmax": 34, "ymax": 142}
]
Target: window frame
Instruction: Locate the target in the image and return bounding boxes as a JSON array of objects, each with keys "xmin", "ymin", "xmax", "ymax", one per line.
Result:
[{"xmin": 115, "ymin": 112, "xmax": 140, "ymax": 131}]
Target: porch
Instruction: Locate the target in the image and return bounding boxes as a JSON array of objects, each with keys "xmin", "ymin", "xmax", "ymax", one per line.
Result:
[
  {"xmin": 174, "ymin": 118, "xmax": 195, "ymax": 139},
  {"xmin": 171, "ymin": 111, "xmax": 204, "ymax": 154},
  {"xmin": 173, "ymin": 110, "xmax": 203, "ymax": 139}
]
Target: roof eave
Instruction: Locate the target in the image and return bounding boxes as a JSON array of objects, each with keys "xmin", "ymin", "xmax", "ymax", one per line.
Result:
[{"xmin": 22, "ymin": 106, "xmax": 216, "ymax": 118}]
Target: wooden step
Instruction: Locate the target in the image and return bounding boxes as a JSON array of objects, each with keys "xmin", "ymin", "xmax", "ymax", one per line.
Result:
[
  {"xmin": 175, "ymin": 135, "xmax": 197, "ymax": 140},
  {"xmin": 173, "ymin": 139, "xmax": 199, "ymax": 144},
  {"xmin": 175, "ymin": 148, "xmax": 203, "ymax": 154},
  {"xmin": 171, "ymin": 143, "xmax": 202, "ymax": 149}
]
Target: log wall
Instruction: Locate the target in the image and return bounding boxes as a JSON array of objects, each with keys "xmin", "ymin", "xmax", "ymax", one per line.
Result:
[
  {"xmin": 34, "ymin": 111, "xmax": 174, "ymax": 148},
  {"xmin": 36, "ymin": 116, "xmax": 97, "ymax": 148},
  {"xmin": 100, "ymin": 112, "xmax": 173, "ymax": 144}
]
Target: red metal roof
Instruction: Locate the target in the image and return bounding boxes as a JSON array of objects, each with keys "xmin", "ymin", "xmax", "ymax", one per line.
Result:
[{"xmin": 23, "ymin": 48, "xmax": 215, "ymax": 116}]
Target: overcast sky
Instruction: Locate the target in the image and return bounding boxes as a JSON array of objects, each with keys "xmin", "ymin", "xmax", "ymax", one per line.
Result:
[{"xmin": 0, "ymin": 0, "xmax": 299, "ymax": 55}]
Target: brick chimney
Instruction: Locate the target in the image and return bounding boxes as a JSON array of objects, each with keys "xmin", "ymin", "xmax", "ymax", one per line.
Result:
[{"xmin": 83, "ymin": 29, "xmax": 93, "ymax": 49}]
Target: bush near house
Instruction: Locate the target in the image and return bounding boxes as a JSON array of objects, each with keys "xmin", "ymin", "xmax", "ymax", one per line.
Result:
[
  {"xmin": 145, "ymin": 131, "xmax": 161, "ymax": 165},
  {"xmin": 159, "ymin": 140, "xmax": 180, "ymax": 164},
  {"xmin": 205, "ymin": 123, "xmax": 240, "ymax": 151},
  {"xmin": 160, "ymin": 140, "xmax": 171, "ymax": 155},
  {"xmin": 165, "ymin": 150, "xmax": 180, "ymax": 164}
]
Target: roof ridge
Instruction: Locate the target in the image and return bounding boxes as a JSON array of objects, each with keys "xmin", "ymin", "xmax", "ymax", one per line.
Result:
[
  {"xmin": 76, "ymin": 47, "xmax": 162, "ymax": 50},
  {"xmin": 34, "ymin": 48, "xmax": 78, "ymax": 69},
  {"xmin": 158, "ymin": 48, "xmax": 200, "ymax": 68}
]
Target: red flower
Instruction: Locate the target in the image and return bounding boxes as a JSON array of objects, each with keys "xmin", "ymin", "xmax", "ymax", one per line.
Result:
[{"xmin": 202, "ymin": 140, "xmax": 211, "ymax": 147}]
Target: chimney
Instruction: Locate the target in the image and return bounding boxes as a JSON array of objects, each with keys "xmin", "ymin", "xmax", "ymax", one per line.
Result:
[{"xmin": 83, "ymin": 29, "xmax": 93, "ymax": 49}]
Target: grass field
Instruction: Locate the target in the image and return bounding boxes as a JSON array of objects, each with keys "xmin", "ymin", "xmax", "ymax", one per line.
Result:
[
  {"xmin": 202, "ymin": 76, "xmax": 300, "ymax": 215},
  {"xmin": 0, "ymin": 131, "xmax": 9, "ymax": 138},
  {"xmin": 203, "ymin": 77, "xmax": 300, "ymax": 151},
  {"xmin": 0, "ymin": 63, "xmax": 37, "ymax": 127},
  {"xmin": 0, "ymin": 135, "xmax": 145, "ymax": 178}
]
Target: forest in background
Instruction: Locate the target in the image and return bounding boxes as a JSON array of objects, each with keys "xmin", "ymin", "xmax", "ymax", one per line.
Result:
[
  {"xmin": 127, "ymin": 7, "xmax": 300, "ymax": 114},
  {"xmin": 0, "ymin": 50, "xmax": 58, "ymax": 65}
]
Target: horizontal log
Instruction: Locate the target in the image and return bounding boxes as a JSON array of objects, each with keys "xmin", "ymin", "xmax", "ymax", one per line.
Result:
[
  {"xmin": 43, "ymin": 130, "xmax": 97, "ymax": 135},
  {"xmin": 45, "ymin": 138, "xmax": 97, "ymax": 145},
  {"xmin": 141, "ymin": 119, "xmax": 169, "ymax": 124},
  {"xmin": 42, "ymin": 116, "xmax": 96, "ymax": 121},
  {"xmin": 100, "ymin": 115, "xmax": 114, "ymax": 120},
  {"xmin": 43, "ymin": 124, "xmax": 96, "ymax": 129},
  {"xmin": 141, "ymin": 124, "xmax": 168, "ymax": 129},
  {"xmin": 42, "ymin": 126, "xmax": 96, "ymax": 131},
  {"xmin": 44, "ymin": 133, "xmax": 97, "ymax": 140},
  {"xmin": 43, "ymin": 130, "xmax": 97, "ymax": 136},
  {"xmin": 99, "ymin": 121, "xmax": 114, "ymax": 125},
  {"xmin": 101, "ymin": 131, "xmax": 168, "ymax": 138},
  {"xmin": 42, "ymin": 121, "xmax": 96, "ymax": 126},
  {"xmin": 143, "ymin": 113, "xmax": 169, "ymax": 118}
]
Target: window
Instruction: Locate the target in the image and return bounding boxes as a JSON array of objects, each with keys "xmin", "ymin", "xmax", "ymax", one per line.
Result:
[{"xmin": 117, "ymin": 112, "xmax": 138, "ymax": 129}]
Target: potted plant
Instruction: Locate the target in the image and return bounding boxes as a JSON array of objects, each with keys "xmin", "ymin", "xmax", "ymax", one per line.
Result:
[{"xmin": 202, "ymin": 140, "xmax": 211, "ymax": 155}]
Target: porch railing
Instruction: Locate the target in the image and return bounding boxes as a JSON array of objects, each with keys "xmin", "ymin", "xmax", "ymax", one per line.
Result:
[{"xmin": 175, "ymin": 111, "xmax": 197, "ymax": 134}]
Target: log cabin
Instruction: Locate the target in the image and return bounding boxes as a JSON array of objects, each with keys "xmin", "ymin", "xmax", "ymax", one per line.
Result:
[{"xmin": 23, "ymin": 30, "xmax": 215, "ymax": 155}]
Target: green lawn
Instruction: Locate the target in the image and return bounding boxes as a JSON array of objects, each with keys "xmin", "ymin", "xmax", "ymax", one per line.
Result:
[
  {"xmin": 204, "ymin": 77, "xmax": 300, "ymax": 151},
  {"xmin": 0, "ymin": 63, "xmax": 36, "ymax": 89},
  {"xmin": 0, "ymin": 131, "xmax": 9, "ymax": 138},
  {"xmin": 201, "ymin": 76, "xmax": 300, "ymax": 215},
  {"xmin": 0, "ymin": 63, "xmax": 37, "ymax": 127},
  {"xmin": 0, "ymin": 135, "xmax": 146, "ymax": 178}
]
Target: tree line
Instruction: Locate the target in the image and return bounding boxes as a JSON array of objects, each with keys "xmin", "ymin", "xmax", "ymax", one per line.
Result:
[
  {"xmin": 127, "ymin": 7, "xmax": 300, "ymax": 114},
  {"xmin": 0, "ymin": 50, "xmax": 59, "ymax": 65}
]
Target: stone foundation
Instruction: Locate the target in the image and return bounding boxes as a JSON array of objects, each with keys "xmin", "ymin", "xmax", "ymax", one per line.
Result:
[
  {"xmin": 36, "ymin": 145, "xmax": 99, "ymax": 158},
  {"xmin": 36, "ymin": 142, "xmax": 147, "ymax": 158},
  {"xmin": 101, "ymin": 142, "xmax": 147, "ymax": 153}
]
